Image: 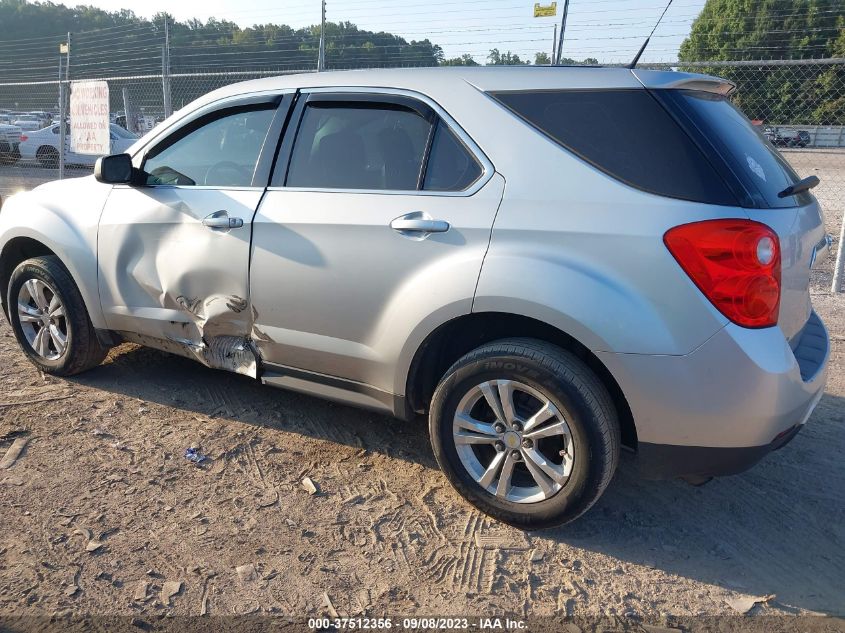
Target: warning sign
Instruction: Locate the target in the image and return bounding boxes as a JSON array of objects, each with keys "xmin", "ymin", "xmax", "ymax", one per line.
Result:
[
  {"xmin": 534, "ymin": 2, "xmax": 557, "ymax": 17},
  {"xmin": 70, "ymin": 80, "xmax": 110, "ymax": 155}
]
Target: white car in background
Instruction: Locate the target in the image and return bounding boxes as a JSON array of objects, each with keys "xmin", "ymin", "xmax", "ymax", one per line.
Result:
[
  {"xmin": 19, "ymin": 123, "xmax": 138, "ymax": 168},
  {"xmin": 12, "ymin": 115, "xmax": 42, "ymax": 132},
  {"xmin": 28, "ymin": 111, "xmax": 53, "ymax": 127}
]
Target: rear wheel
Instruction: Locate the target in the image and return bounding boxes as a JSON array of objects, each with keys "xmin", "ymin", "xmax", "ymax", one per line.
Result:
[
  {"xmin": 429, "ymin": 338, "xmax": 620, "ymax": 529},
  {"xmin": 36, "ymin": 146, "xmax": 59, "ymax": 168},
  {"xmin": 7, "ymin": 256, "xmax": 108, "ymax": 375}
]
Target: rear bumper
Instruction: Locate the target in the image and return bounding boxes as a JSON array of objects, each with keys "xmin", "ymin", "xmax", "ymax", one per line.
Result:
[
  {"xmin": 597, "ymin": 310, "xmax": 829, "ymax": 480},
  {"xmin": 636, "ymin": 423, "xmax": 806, "ymax": 480}
]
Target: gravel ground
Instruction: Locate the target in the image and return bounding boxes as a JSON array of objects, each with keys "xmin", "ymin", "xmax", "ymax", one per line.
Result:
[{"xmin": 0, "ymin": 156, "xmax": 844, "ymax": 631}]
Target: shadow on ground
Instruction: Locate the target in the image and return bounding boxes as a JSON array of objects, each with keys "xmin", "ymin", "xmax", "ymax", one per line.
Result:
[{"xmin": 70, "ymin": 344, "xmax": 845, "ymax": 615}]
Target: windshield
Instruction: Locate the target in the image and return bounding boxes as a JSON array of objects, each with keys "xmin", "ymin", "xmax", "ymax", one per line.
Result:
[{"xmin": 110, "ymin": 124, "xmax": 138, "ymax": 139}]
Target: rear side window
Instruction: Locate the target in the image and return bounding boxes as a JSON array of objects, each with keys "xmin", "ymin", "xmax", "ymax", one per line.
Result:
[
  {"xmin": 663, "ymin": 90, "xmax": 808, "ymax": 208},
  {"xmin": 490, "ymin": 89, "xmax": 737, "ymax": 206}
]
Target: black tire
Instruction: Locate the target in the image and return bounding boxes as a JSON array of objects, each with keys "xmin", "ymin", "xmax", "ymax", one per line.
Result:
[
  {"xmin": 36, "ymin": 146, "xmax": 59, "ymax": 168},
  {"xmin": 429, "ymin": 338, "xmax": 620, "ymax": 529},
  {"xmin": 7, "ymin": 256, "xmax": 108, "ymax": 376}
]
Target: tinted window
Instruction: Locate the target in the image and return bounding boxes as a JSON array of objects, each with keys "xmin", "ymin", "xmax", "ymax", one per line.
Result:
[
  {"xmin": 286, "ymin": 104, "xmax": 431, "ymax": 190},
  {"xmin": 423, "ymin": 121, "xmax": 483, "ymax": 191},
  {"xmin": 144, "ymin": 108, "xmax": 275, "ymax": 187},
  {"xmin": 490, "ymin": 89, "xmax": 737, "ymax": 206},
  {"xmin": 667, "ymin": 91, "xmax": 808, "ymax": 208}
]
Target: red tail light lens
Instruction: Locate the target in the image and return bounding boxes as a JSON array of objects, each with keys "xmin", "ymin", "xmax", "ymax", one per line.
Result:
[
  {"xmin": 664, "ymin": 219, "xmax": 781, "ymax": 328},
  {"xmin": 19, "ymin": 134, "xmax": 27, "ymax": 142}
]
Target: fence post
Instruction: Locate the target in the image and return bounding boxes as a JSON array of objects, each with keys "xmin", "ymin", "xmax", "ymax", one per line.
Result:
[
  {"xmin": 161, "ymin": 17, "xmax": 172, "ymax": 118},
  {"xmin": 58, "ymin": 32, "xmax": 71, "ymax": 180},
  {"xmin": 57, "ymin": 51, "xmax": 64, "ymax": 180},
  {"xmin": 318, "ymin": 0, "xmax": 326, "ymax": 71},
  {"xmin": 833, "ymin": 217, "xmax": 845, "ymax": 294}
]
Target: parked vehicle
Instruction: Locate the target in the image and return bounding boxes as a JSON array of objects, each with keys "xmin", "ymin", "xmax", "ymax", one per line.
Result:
[
  {"xmin": 762, "ymin": 126, "xmax": 780, "ymax": 144},
  {"xmin": 0, "ymin": 68, "xmax": 831, "ymax": 527},
  {"xmin": 0, "ymin": 122, "xmax": 21, "ymax": 164},
  {"xmin": 12, "ymin": 115, "xmax": 42, "ymax": 132},
  {"xmin": 796, "ymin": 130, "xmax": 811, "ymax": 147},
  {"xmin": 18, "ymin": 122, "xmax": 138, "ymax": 168},
  {"xmin": 763, "ymin": 126, "xmax": 811, "ymax": 148},
  {"xmin": 29, "ymin": 111, "xmax": 53, "ymax": 127}
]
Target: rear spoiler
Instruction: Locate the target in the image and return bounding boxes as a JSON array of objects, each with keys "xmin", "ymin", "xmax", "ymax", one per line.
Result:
[{"xmin": 631, "ymin": 70, "xmax": 736, "ymax": 96}]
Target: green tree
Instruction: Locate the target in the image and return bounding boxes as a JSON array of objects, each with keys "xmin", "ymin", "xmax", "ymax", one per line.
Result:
[
  {"xmin": 534, "ymin": 52, "xmax": 551, "ymax": 65},
  {"xmin": 440, "ymin": 53, "xmax": 479, "ymax": 66},
  {"xmin": 678, "ymin": 0, "xmax": 845, "ymax": 124},
  {"xmin": 0, "ymin": 0, "xmax": 444, "ymax": 84},
  {"xmin": 558, "ymin": 57, "xmax": 599, "ymax": 65},
  {"xmin": 487, "ymin": 48, "xmax": 528, "ymax": 65}
]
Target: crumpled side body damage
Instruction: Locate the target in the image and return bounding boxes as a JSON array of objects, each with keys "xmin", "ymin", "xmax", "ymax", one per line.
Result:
[{"xmin": 113, "ymin": 287, "xmax": 259, "ymax": 378}]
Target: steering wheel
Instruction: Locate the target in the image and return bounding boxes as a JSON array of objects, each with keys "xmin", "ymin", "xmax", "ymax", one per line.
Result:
[{"xmin": 204, "ymin": 161, "xmax": 250, "ymax": 186}]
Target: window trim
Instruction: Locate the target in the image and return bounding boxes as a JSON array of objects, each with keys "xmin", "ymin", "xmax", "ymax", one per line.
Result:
[
  {"xmin": 269, "ymin": 87, "xmax": 493, "ymax": 197},
  {"xmin": 130, "ymin": 91, "xmax": 293, "ymax": 190}
]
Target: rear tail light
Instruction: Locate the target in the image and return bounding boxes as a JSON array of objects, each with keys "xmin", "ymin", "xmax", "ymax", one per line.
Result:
[
  {"xmin": 19, "ymin": 134, "xmax": 27, "ymax": 142},
  {"xmin": 664, "ymin": 219, "xmax": 781, "ymax": 328}
]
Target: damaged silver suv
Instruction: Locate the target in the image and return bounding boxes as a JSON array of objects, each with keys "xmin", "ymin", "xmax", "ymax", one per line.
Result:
[{"xmin": 0, "ymin": 67, "xmax": 831, "ymax": 528}]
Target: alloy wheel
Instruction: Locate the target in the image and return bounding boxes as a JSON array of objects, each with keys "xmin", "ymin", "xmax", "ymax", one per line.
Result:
[
  {"xmin": 452, "ymin": 379, "xmax": 574, "ymax": 503},
  {"xmin": 17, "ymin": 278, "xmax": 68, "ymax": 360}
]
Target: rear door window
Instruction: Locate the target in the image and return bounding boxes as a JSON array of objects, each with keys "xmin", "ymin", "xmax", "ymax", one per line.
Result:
[
  {"xmin": 286, "ymin": 103, "xmax": 432, "ymax": 190},
  {"xmin": 281, "ymin": 94, "xmax": 485, "ymax": 193},
  {"xmin": 489, "ymin": 89, "xmax": 737, "ymax": 206}
]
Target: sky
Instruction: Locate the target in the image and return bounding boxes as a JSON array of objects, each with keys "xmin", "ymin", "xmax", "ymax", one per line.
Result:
[{"xmin": 68, "ymin": 0, "xmax": 708, "ymax": 64}]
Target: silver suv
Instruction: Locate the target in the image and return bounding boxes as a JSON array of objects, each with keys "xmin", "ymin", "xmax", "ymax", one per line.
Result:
[{"xmin": 0, "ymin": 68, "xmax": 831, "ymax": 527}]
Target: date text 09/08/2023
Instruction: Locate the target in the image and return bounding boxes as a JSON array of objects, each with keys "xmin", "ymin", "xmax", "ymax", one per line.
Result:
[{"xmin": 308, "ymin": 617, "xmax": 528, "ymax": 630}]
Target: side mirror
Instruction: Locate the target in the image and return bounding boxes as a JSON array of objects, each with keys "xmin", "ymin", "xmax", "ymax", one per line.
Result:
[{"xmin": 94, "ymin": 153, "xmax": 133, "ymax": 184}]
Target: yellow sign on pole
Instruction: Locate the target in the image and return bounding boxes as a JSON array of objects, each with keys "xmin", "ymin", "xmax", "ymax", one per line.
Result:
[
  {"xmin": 534, "ymin": 2, "xmax": 557, "ymax": 17},
  {"xmin": 59, "ymin": 42, "xmax": 68, "ymax": 54}
]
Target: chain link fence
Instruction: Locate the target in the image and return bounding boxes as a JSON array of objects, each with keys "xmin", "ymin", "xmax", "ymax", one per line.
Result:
[{"xmin": 1, "ymin": 58, "xmax": 844, "ymax": 290}]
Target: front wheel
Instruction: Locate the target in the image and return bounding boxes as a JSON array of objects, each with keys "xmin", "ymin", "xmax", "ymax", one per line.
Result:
[
  {"xmin": 7, "ymin": 256, "xmax": 108, "ymax": 375},
  {"xmin": 429, "ymin": 338, "xmax": 620, "ymax": 529}
]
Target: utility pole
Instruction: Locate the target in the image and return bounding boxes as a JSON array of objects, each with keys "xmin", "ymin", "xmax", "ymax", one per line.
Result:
[
  {"xmin": 552, "ymin": 24, "xmax": 557, "ymax": 65},
  {"xmin": 554, "ymin": 0, "xmax": 570, "ymax": 65},
  {"xmin": 161, "ymin": 16, "xmax": 172, "ymax": 118},
  {"xmin": 318, "ymin": 0, "xmax": 326, "ymax": 71}
]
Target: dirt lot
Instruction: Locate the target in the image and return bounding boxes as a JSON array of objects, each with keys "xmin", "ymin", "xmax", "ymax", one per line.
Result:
[{"xmin": 0, "ymin": 159, "xmax": 844, "ymax": 630}]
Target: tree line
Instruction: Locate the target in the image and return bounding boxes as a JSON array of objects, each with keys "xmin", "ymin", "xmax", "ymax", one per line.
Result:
[
  {"xmin": 0, "ymin": 0, "xmax": 586, "ymax": 84},
  {"xmin": 679, "ymin": 0, "xmax": 845, "ymax": 125}
]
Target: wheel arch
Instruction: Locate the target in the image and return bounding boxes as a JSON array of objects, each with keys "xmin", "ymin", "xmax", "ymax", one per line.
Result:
[
  {"xmin": 405, "ymin": 311, "xmax": 637, "ymax": 450},
  {"xmin": 0, "ymin": 236, "xmax": 57, "ymax": 319}
]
